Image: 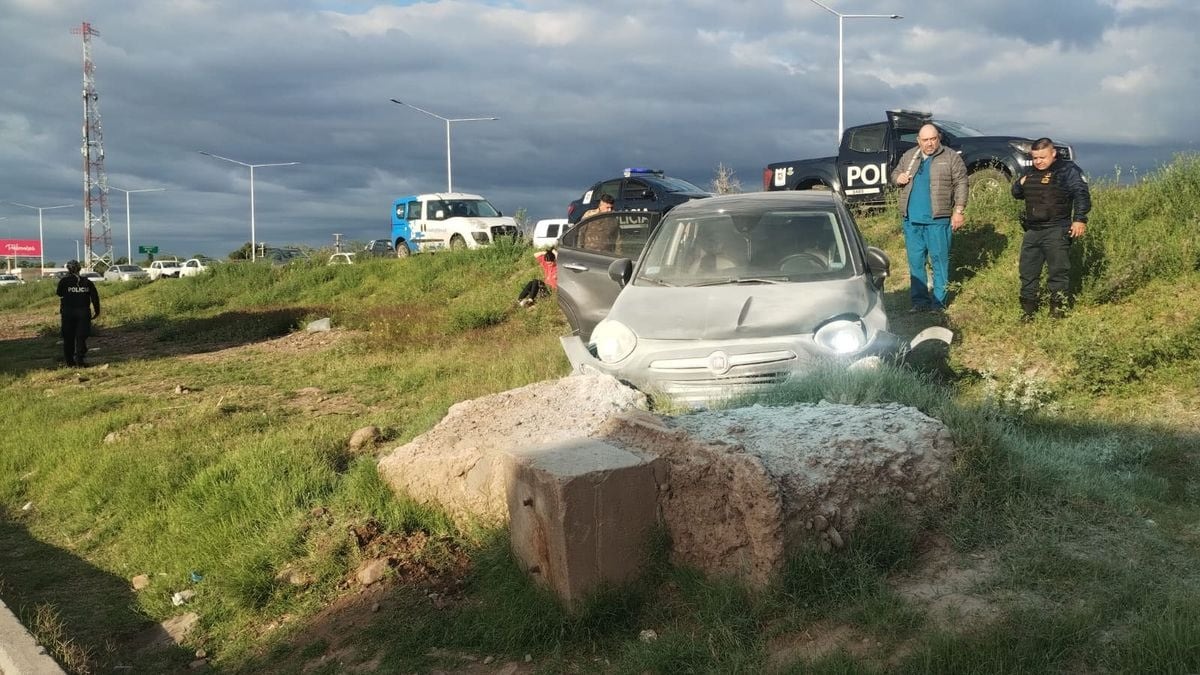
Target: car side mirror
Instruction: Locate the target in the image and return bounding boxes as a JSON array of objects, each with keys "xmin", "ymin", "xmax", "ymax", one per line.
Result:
[
  {"xmin": 497, "ymin": 210, "xmax": 503, "ymax": 216},
  {"xmin": 865, "ymin": 246, "xmax": 890, "ymax": 289},
  {"xmin": 608, "ymin": 258, "xmax": 633, "ymax": 287}
]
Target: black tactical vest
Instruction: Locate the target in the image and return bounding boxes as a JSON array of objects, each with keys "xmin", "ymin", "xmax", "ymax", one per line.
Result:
[{"xmin": 1022, "ymin": 166, "xmax": 1072, "ymax": 226}]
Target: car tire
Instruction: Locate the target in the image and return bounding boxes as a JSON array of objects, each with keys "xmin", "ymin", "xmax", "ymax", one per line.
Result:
[
  {"xmin": 449, "ymin": 235, "xmax": 466, "ymax": 251},
  {"xmin": 395, "ymin": 241, "xmax": 411, "ymax": 258},
  {"xmin": 968, "ymin": 166, "xmax": 1009, "ymax": 198}
]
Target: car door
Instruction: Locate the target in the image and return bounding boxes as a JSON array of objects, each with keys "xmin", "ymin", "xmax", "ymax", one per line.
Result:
[
  {"xmin": 836, "ymin": 122, "xmax": 890, "ymax": 200},
  {"xmin": 555, "ymin": 210, "xmax": 660, "ymax": 340}
]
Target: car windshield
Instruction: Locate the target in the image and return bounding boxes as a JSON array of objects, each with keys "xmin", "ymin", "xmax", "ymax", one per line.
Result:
[
  {"xmin": 159, "ymin": 261, "xmax": 180, "ymax": 267},
  {"xmin": 653, "ymin": 177, "xmax": 707, "ymax": 194},
  {"xmin": 635, "ymin": 205, "xmax": 853, "ymax": 287},
  {"xmin": 118, "ymin": 265, "xmax": 140, "ymax": 272},
  {"xmin": 934, "ymin": 119, "xmax": 986, "ymax": 137},
  {"xmin": 428, "ymin": 199, "xmax": 501, "ymax": 220}
]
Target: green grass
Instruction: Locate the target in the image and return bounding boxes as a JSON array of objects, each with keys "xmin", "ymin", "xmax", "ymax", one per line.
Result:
[{"xmin": 2, "ymin": 158, "xmax": 1200, "ymax": 673}]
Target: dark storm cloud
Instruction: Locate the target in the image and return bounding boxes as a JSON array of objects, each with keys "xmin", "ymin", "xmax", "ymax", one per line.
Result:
[{"xmin": 0, "ymin": 0, "xmax": 1195, "ymax": 261}]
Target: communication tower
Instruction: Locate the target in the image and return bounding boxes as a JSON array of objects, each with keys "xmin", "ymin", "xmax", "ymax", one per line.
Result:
[{"xmin": 72, "ymin": 21, "xmax": 113, "ymax": 267}]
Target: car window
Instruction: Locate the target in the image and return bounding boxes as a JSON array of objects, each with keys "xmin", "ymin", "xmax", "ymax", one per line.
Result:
[
  {"xmin": 652, "ymin": 177, "xmax": 706, "ymax": 194},
  {"xmin": 636, "ymin": 207, "xmax": 851, "ymax": 286},
  {"xmin": 622, "ymin": 180, "xmax": 650, "ymax": 201},
  {"xmin": 848, "ymin": 123, "xmax": 888, "ymax": 153},
  {"xmin": 405, "ymin": 202, "xmax": 420, "ymax": 221},
  {"xmin": 598, "ymin": 179, "xmax": 622, "ymax": 203}
]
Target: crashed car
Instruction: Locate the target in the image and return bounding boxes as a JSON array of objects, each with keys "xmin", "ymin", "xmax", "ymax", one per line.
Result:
[{"xmin": 557, "ymin": 191, "xmax": 945, "ymax": 405}]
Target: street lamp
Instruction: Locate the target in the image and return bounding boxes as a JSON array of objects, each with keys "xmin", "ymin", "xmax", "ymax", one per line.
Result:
[
  {"xmin": 808, "ymin": 0, "xmax": 903, "ymax": 141},
  {"xmin": 75, "ymin": 240, "xmax": 81, "ymax": 262},
  {"xmin": 7, "ymin": 202, "xmax": 75, "ymax": 271},
  {"xmin": 390, "ymin": 99, "xmax": 498, "ymax": 194},
  {"xmin": 198, "ymin": 152, "xmax": 299, "ymax": 261},
  {"xmin": 109, "ymin": 185, "xmax": 165, "ymax": 264}
]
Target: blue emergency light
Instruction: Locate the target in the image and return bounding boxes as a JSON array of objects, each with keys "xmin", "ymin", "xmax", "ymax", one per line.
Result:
[{"xmin": 624, "ymin": 167, "xmax": 664, "ymax": 177}]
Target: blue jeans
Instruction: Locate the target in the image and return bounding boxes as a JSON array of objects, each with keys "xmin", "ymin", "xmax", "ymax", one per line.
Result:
[{"xmin": 903, "ymin": 219, "xmax": 952, "ymax": 309}]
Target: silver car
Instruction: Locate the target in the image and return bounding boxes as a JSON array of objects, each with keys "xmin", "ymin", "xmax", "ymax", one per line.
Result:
[
  {"xmin": 557, "ymin": 192, "xmax": 911, "ymax": 405},
  {"xmin": 103, "ymin": 264, "xmax": 149, "ymax": 282}
]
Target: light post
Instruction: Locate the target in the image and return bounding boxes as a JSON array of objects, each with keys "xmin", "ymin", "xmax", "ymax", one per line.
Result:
[
  {"xmin": 74, "ymin": 240, "xmax": 81, "ymax": 262},
  {"xmin": 7, "ymin": 202, "xmax": 75, "ymax": 271},
  {"xmin": 198, "ymin": 152, "xmax": 299, "ymax": 261},
  {"xmin": 109, "ymin": 185, "xmax": 165, "ymax": 264},
  {"xmin": 808, "ymin": 0, "xmax": 903, "ymax": 141},
  {"xmin": 390, "ymin": 99, "xmax": 498, "ymax": 193}
]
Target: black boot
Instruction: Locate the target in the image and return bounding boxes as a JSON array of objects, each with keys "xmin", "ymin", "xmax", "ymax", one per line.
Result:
[
  {"xmin": 1049, "ymin": 294, "xmax": 1067, "ymax": 319},
  {"xmin": 1020, "ymin": 297, "xmax": 1038, "ymax": 323}
]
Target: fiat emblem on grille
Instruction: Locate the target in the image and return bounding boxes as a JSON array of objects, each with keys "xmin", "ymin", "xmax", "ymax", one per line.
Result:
[{"xmin": 708, "ymin": 350, "xmax": 731, "ymax": 375}]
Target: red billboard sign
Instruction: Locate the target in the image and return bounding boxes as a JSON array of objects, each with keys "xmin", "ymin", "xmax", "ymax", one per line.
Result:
[{"xmin": 0, "ymin": 240, "xmax": 41, "ymax": 257}]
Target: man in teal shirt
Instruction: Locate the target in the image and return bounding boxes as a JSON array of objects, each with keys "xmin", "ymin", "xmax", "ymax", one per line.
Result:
[{"xmin": 892, "ymin": 124, "xmax": 969, "ymax": 312}]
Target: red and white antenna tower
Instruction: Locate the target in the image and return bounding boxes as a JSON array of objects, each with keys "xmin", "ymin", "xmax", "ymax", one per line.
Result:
[{"xmin": 72, "ymin": 21, "xmax": 112, "ymax": 267}]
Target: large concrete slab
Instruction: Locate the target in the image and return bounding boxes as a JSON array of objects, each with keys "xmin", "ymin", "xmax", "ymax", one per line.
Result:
[{"xmin": 505, "ymin": 439, "xmax": 660, "ymax": 607}]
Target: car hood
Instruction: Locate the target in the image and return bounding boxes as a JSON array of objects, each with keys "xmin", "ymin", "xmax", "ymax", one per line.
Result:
[
  {"xmin": 608, "ymin": 280, "xmax": 881, "ymax": 340},
  {"xmin": 447, "ymin": 216, "xmax": 516, "ymax": 228}
]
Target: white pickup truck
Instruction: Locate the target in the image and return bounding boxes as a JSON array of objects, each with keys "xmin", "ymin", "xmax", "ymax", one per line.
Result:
[{"xmin": 147, "ymin": 259, "xmax": 183, "ymax": 280}]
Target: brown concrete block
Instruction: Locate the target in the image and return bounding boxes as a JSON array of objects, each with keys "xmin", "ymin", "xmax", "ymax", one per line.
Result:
[{"xmin": 505, "ymin": 439, "xmax": 658, "ymax": 608}]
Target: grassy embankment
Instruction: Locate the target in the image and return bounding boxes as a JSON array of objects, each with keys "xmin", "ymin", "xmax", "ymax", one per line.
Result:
[{"xmin": 0, "ymin": 156, "xmax": 1198, "ymax": 673}]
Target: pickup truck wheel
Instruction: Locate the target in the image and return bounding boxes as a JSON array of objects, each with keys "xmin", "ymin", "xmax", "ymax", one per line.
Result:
[
  {"xmin": 449, "ymin": 235, "xmax": 467, "ymax": 251},
  {"xmin": 968, "ymin": 167, "xmax": 1009, "ymax": 197},
  {"xmin": 395, "ymin": 241, "xmax": 411, "ymax": 258}
]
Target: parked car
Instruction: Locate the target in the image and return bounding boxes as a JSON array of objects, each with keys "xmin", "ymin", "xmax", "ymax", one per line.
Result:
[
  {"xmin": 566, "ymin": 168, "xmax": 710, "ymax": 224},
  {"xmin": 180, "ymin": 257, "xmax": 219, "ymax": 278},
  {"xmin": 328, "ymin": 252, "xmax": 355, "ymax": 265},
  {"xmin": 103, "ymin": 264, "xmax": 150, "ymax": 282},
  {"xmin": 41, "ymin": 269, "xmax": 69, "ymax": 281},
  {"xmin": 0, "ymin": 274, "xmax": 24, "ymax": 286},
  {"xmin": 80, "ymin": 271, "xmax": 104, "ymax": 283},
  {"xmin": 390, "ymin": 193, "xmax": 520, "ymax": 255},
  {"xmin": 556, "ymin": 191, "xmax": 928, "ymax": 406},
  {"xmin": 362, "ymin": 240, "xmax": 394, "ymax": 257},
  {"xmin": 259, "ymin": 247, "xmax": 311, "ymax": 266},
  {"xmin": 147, "ymin": 259, "xmax": 183, "ymax": 280},
  {"xmin": 532, "ymin": 218, "xmax": 570, "ymax": 248}
]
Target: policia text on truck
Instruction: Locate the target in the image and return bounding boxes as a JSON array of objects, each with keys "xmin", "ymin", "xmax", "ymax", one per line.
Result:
[{"xmin": 763, "ymin": 110, "xmax": 1074, "ymax": 205}]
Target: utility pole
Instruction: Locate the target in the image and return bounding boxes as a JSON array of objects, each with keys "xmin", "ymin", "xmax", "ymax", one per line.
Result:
[{"xmin": 72, "ymin": 21, "xmax": 114, "ymax": 268}]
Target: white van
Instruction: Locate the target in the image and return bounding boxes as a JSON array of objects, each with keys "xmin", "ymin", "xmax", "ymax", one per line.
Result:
[
  {"xmin": 390, "ymin": 193, "xmax": 519, "ymax": 254},
  {"xmin": 532, "ymin": 218, "xmax": 570, "ymax": 248}
]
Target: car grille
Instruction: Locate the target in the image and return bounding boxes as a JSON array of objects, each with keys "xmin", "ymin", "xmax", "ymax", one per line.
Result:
[
  {"xmin": 646, "ymin": 349, "xmax": 801, "ymax": 405},
  {"xmin": 490, "ymin": 225, "xmax": 519, "ymax": 238}
]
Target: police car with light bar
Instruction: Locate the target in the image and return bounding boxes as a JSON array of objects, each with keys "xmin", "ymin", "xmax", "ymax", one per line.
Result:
[{"xmin": 566, "ymin": 168, "xmax": 711, "ymax": 224}]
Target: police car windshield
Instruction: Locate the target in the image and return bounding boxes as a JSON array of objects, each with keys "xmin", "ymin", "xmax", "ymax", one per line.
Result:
[
  {"xmin": 652, "ymin": 177, "xmax": 707, "ymax": 194},
  {"xmin": 934, "ymin": 120, "xmax": 986, "ymax": 137}
]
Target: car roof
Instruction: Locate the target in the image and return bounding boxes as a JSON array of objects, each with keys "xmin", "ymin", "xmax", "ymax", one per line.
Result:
[{"xmin": 668, "ymin": 190, "xmax": 841, "ymax": 215}]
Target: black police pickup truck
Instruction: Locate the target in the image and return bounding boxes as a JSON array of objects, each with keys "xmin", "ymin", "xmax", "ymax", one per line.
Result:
[
  {"xmin": 763, "ymin": 110, "xmax": 1074, "ymax": 204},
  {"xmin": 567, "ymin": 168, "xmax": 710, "ymax": 224}
]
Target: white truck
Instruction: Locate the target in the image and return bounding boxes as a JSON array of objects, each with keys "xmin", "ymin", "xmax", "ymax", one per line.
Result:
[{"xmin": 389, "ymin": 193, "xmax": 520, "ymax": 255}]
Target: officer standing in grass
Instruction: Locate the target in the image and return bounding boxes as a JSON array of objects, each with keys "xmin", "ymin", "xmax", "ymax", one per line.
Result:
[
  {"xmin": 56, "ymin": 260, "xmax": 100, "ymax": 367},
  {"xmin": 892, "ymin": 124, "xmax": 969, "ymax": 313},
  {"xmin": 1011, "ymin": 137, "xmax": 1091, "ymax": 321}
]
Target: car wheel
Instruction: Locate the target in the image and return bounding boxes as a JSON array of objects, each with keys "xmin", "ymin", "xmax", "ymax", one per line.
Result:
[
  {"xmin": 449, "ymin": 235, "xmax": 466, "ymax": 251},
  {"xmin": 395, "ymin": 241, "xmax": 411, "ymax": 258},
  {"xmin": 968, "ymin": 166, "xmax": 1009, "ymax": 198}
]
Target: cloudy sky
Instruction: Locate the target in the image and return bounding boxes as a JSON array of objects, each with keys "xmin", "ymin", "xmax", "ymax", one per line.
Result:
[{"xmin": 1, "ymin": 0, "xmax": 1196, "ymax": 263}]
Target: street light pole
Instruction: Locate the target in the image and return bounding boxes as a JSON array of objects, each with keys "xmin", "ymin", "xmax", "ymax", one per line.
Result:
[
  {"xmin": 198, "ymin": 152, "xmax": 299, "ymax": 261},
  {"xmin": 8, "ymin": 202, "xmax": 75, "ymax": 271},
  {"xmin": 808, "ymin": 0, "xmax": 903, "ymax": 141},
  {"xmin": 108, "ymin": 186, "xmax": 166, "ymax": 264},
  {"xmin": 390, "ymin": 99, "xmax": 498, "ymax": 193},
  {"xmin": 75, "ymin": 240, "xmax": 80, "ymax": 261}
]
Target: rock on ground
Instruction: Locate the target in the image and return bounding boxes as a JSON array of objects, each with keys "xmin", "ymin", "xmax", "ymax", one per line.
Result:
[
  {"xmin": 377, "ymin": 375, "xmax": 955, "ymax": 587},
  {"xmin": 377, "ymin": 374, "xmax": 648, "ymax": 523}
]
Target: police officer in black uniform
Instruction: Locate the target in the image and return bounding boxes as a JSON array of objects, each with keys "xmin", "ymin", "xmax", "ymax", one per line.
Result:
[
  {"xmin": 1011, "ymin": 137, "xmax": 1091, "ymax": 321},
  {"xmin": 56, "ymin": 260, "xmax": 101, "ymax": 366}
]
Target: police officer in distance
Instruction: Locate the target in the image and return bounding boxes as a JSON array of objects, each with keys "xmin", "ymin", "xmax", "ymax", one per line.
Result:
[
  {"xmin": 1011, "ymin": 137, "xmax": 1091, "ymax": 321},
  {"xmin": 56, "ymin": 260, "xmax": 101, "ymax": 367}
]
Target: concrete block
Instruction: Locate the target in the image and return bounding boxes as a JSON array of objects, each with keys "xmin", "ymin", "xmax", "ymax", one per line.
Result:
[{"xmin": 505, "ymin": 439, "xmax": 658, "ymax": 608}]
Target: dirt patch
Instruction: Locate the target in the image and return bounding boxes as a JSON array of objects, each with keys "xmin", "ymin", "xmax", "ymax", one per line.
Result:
[
  {"xmin": 766, "ymin": 622, "xmax": 881, "ymax": 673},
  {"xmin": 0, "ymin": 311, "xmax": 49, "ymax": 340},
  {"xmin": 183, "ymin": 327, "xmax": 357, "ymax": 362},
  {"xmin": 891, "ymin": 534, "xmax": 999, "ymax": 629},
  {"xmin": 287, "ymin": 385, "xmax": 367, "ymax": 417}
]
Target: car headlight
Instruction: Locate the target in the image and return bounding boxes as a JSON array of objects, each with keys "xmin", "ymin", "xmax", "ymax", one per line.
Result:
[
  {"xmin": 471, "ymin": 232, "xmax": 489, "ymax": 243},
  {"xmin": 590, "ymin": 320, "xmax": 637, "ymax": 364},
  {"xmin": 1008, "ymin": 140, "xmax": 1032, "ymax": 156},
  {"xmin": 813, "ymin": 318, "xmax": 867, "ymax": 355}
]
